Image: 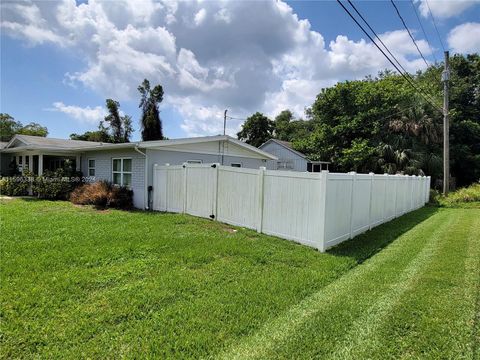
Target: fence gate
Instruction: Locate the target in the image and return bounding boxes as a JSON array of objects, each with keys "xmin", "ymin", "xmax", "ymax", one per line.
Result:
[
  {"xmin": 152, "ymin": 163, "xmax": 218, "ymax": 218},
  {"xmin": 184, "ymin": 164, "xmax": 217, "ymax": 219}
]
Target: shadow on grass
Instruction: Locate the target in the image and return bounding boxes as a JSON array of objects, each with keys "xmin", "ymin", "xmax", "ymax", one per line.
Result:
[{"xmin": 327, "ymin": 206, "xmax": 439, "ymax": 264}]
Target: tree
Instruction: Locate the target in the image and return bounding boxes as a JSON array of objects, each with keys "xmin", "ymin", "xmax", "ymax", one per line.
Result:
[
  {"xmin": 70, "ymin": 120, "xmax": 112, "ymax": 142},
  {"xmin": 104, "ymin": 99, "xmax": 123, "ymax": 143},
  {"xmin": 237, "ymin": 112, "xmax": 274, "ymax": 147},
  {"xmin": 0, "ymin": 113, "xmax": 48, "ymax": 141},
  {"xmin": 0, "ymin": 114, "xmax": 22, "ymax": 141},
  {"xmin": 19, "ymin": 122, "xmax": 48, "ymax": 137},
  {"xmin": 104, "ymin": 99, "xmax": 132, "ymax": 143},
  {"xmin": 274, "ymin": 110, "xmax": 294, "ymax": 141},
  {"xmin": 138, "ymin": 79, "xmax": 164, "ymax": 141}
]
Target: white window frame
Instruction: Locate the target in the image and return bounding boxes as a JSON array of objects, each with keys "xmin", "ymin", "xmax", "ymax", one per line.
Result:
[
  {"xmin": 112, "ymin": 158, "xmax": 132, "ymax": 187},
  {"xmin": 88, "ymin": 159, "xmax": 96, "ymax": 177},
  {"xmin": 231, "ymin": 163, "xmax": 242, "ymax": 168},
  {"xmin": 186, "ymin": 160, "xmax": 202, "ymax": 164}
]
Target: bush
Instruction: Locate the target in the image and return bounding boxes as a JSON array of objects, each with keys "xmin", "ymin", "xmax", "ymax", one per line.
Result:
[
  {"xmin": 70, "ymin": 181, "xmax": 133, "ymax": 210},
  {"xmin": 32, "ymin": 169, "xmax": 82, "ymax": 200},
  {"xmin": 0, "ymin": 176, "xmax": 30, "ymax": 196},
  {"xmin": 430, "ymin": 182, "xmax": 480, "ymax": 207}
]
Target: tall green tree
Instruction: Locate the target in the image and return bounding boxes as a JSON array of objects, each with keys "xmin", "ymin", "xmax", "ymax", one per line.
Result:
[
  {"xmin": 104, "ymin": 99, "xmax": 132, "ymax": 143},
  {"xmin": 237, "ymin": 112, "xmax": 274, "ymax": 147},
  {"xmin": 138, "ymin": 79, "xmax": 164, "ymax": 141},
  {"xmin": 0, "ymin": 113, "xmax": 48, "ymax": 141}
]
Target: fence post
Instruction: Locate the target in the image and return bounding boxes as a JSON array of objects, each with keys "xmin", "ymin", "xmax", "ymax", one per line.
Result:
[
  {"xmin": 182, "ymin": 163, "xmax": 187, "ymax": 213},
  {"xmin": 318, "ymin": 170, "xmax": 329, "ymax": 252},
  {"xmin": 349, "ymin": 171, "xmax": 357, "ymax": 239},
  {"xmin": 426, "ymin": 176, "xmax": 431, "ymax": 203},
  {"xmin": 153, "ymin": 163, "xmax": 158, "ymax": 210},
  {"xmin": 382, "ymin": 173, "xmax": 388, "ymax": 223},
  {"xmin": 164, "ymin": 163, "xmax": 170, "ymax": 211},
  {"xmin": 256, "ymin": 167, "xmax": 266, "ymax": 233},
  {"xmin": 394, "ymin": 174, "xmax": 400, "ymax": 218},
  {"xmin": 368, "ymin": 172, "xmax": 374, "ymax": 230},
  {"xmin": 212, "ymin": 163, "xmax": 220, "ymax": 220}
]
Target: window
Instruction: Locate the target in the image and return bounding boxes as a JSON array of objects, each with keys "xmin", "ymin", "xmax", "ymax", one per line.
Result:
[
  {"xmin": 17, "ymin": 156, "xmax": 22, "ymax": 165},
  {"xmin": 112, "ymin": 158, "xmax": 132, "ymax": 187},
  {"xmin": 277, "ymin": 160, "xmax": 294, "ymax": 170},
  {"xmin": 88, "ymin": 159, "xmax": 95, "ymax": 176},
  {"xmin": 186, "ymin": 160, "xmax": 202, "ymax": 164},
  {"xmin": 231, "ymin": 163, "xmax": 242, "ymax": 168}
]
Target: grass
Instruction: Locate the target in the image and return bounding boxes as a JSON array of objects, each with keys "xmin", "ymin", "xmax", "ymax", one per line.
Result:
[
  {"xmin": 431, "ymin": 182, "xmax": 480, "ymax": 208},
  {"xmin": 1, "ymin": 199, "xmax": 479, "ymax": 359}
]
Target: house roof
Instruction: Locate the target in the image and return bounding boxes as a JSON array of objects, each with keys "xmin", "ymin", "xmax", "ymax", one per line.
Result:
[
  {"xmin": 1, "ymin": 134, "xmax": 277, "ymax": 160},
  {"xmin": 0, "ymin": 142, "xmax": 7, "ymax": 149},
  {"xmin": 5, "ymin": 134, "xmax": 101, "ymax": 150},
  {"xmin": 259, "ymin": 138, "xmax": 308, "ymax": 160}
]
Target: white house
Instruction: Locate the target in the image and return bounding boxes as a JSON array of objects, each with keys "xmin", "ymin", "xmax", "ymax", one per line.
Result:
[
  {"xmin": 259, "ymin": 139, "xmax": 329, "ymax": 172},
  {"xmin": 0, "ymin": 134, "xmax": 277, "ymax": 209}
]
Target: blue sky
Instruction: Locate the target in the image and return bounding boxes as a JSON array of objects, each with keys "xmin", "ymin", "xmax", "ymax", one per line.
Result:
[{"xmin": 1, "ymin": 0, "xmax": 479, "ymax": 141}]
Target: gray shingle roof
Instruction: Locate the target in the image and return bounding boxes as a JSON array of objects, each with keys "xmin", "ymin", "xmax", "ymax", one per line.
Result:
[
  {"xmin": 13, "ymin": 134, "xmax": 101, "ymax": 149},
  {"xmin": 0, "ymin": 142, "xmax": 7, "ymax": 149}
]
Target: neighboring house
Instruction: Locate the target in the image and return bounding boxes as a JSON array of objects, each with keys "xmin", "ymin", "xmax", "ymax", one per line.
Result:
[
  {"xmin": 259, "ymin": 139, "xmax": 329, "ymax": 172},
  {"xmin": 0, "ymin": 134, "xmax": 276, "ymax": 208}
]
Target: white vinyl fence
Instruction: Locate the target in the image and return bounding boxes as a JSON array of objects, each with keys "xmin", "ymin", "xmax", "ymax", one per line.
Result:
[{"xmin": 153, "ymin": 163, "xmax": 431, "ymax": 251}]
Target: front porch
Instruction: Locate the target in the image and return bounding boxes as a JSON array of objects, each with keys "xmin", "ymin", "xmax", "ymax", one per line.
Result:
[{"xmin": 10, "ymin": 153, "xmax": 81, "ymax": 176}]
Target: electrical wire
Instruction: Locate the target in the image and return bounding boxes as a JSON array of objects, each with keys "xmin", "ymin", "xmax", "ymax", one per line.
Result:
[
  {"xmin": 425, "ymin": 0, "xmax": 446, "ymax": 52},
  {"xmin": 390, "ymin": 0, "xmax": 429, "ymax": 67},
  {"xmin": 410, "ymin": 0, "xmax": 437, "ymax": 63},
  {"xmin": 346, "ymin": 0, "xmax": 439, "ymax": 106},
  {"xmin": 336, "ymin": 0, "xmax": 442, "ymax": 112}
]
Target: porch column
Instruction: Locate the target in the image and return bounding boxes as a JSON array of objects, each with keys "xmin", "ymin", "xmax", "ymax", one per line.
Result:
[
  {"xmin": 22, "ymin": 155, "xmax": 26, "ymax": 173},
  {"xmin": 28, "ymin": 155, "xmax": 33, "ymax": 172},
  {"xmin": 76, "ymin": 154, "xmax": 81, "ymax": 172},
  {"xmin": 38, "ymin": 154, "xmax": 43, "ymax": 176}
]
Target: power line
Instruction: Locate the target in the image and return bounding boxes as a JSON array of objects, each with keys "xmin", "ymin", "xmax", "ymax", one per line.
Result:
[
  {"xmin": 346, "ymin": 0, "xmax": 439, "ymax": 106},
  {"xmin": 390, "ymin": 0, "xmax": 429, "ymax": 67},
  {"xmin": 410, "ymin": 0, "xmax": 437, "ymax": 63},
  {"xmin": 425, "ymin": 0, "xmax": 446, "ymax": 52},
  {"xmin": 336, "ymin": 0, "xmax": 442, "ymax": 112}
]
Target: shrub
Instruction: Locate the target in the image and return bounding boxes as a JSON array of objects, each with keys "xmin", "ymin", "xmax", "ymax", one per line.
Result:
[
  {"xmin": 70, "ymin": 181, "xmax": 133, "ymax": 210},
  {"xmin": 31, "ymin": 169, "xmax": 83, "ymax": 200},
  {"xmin": 430, "ymin": 182, "xmax": 480, "ymax": 207},
  {"xmin": 0, "ymin": 176, "xmax": 30, "ymax": 196}
]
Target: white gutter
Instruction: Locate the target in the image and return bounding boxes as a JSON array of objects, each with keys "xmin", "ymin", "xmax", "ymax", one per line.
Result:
[{"xmin": 134, "ymin": 145, "xmax": 149, "ymax": 210}]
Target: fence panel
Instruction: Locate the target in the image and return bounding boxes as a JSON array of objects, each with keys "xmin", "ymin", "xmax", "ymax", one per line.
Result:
[
  {"xmin": 185, "ymin": 164, "xmax": 217, "ymax": 218},
  {"xmin": 152, "ymin": 163, "xmax": 431, "ymax": 252},
  {"xmin": 324, "ymin": 173, "xmax": 353, "ymax": 248},
  {"xmin": 261, "ymin": 170, "xmax": 323, "ymax": 248},
  {"xmin": 216, "ymin": 166, "xmax": 259, "ymax": 229},
  {"xmin": 351, "ymin": 174, "xmax": 373, "ymax": 237},
  {"xmin": 370, "ymin": 174, "xmax": 387, "ymax": 227},
  {"xmin": 152, "ymin": 165, "xmax": 185, "ymax": 212}
]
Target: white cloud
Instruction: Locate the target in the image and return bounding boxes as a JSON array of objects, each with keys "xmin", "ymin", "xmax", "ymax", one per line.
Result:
[
  {"xmin": 417, "ymin": 0, "xmax": 478, "ymax": 19},
  {"xmin": 48, "ymin": 102, "xmax": 106, "ymax": 125},
  {"xmin": 448, "ymin": 22, "xmax": 480, "ymax": 53},
  {"xmin": 194, "ymin": 8, "xmax": 207, "ymax": 26},
  {"xmin": 1, "ymin": 0, "xmax": 443, "ymax": 136}
]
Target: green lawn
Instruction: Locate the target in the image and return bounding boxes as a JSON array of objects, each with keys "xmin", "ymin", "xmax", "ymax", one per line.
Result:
[{"xmin": 1, "ymin": 199, "xmax": 479, "ymax": 359}]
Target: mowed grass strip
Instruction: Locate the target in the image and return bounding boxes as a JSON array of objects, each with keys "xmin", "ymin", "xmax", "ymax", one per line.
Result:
[
  {"xmin": 1, "ymin": 199, "xmax": 479, "ymax": 359},
  {"xmin": 221, "ymin": 208, "xmax": 480, "ymax": 359}
]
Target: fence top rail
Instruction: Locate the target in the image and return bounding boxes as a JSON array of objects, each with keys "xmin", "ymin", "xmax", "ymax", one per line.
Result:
[
  {"xmin": 218, "ymin": 166, "xmax": 259, "ymax": 175},
  {"xmin": 264, "ymin": 169, "xmax": 325, "ymax": 180}
]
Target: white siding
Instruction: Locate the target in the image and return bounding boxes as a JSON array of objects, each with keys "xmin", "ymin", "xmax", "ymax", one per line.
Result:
[{"xmin": 260, "ymin": 141, "xmax": 307, "ymax": 171}]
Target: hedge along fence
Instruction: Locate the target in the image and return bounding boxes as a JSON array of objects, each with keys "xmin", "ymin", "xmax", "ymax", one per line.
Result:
[{"xmin": 152, "ymin": 163, "xmax": 431, "ymax": 252}]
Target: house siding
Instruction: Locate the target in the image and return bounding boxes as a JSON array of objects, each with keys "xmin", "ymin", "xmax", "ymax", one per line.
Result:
[
  {"xmin": 146, "ymin": 148, "xmax": 267, "ymax": 205},
  {"xmin": 81, "ymin": 149, "xmax": 145, "ymax": 209},
  {"xmin": 260, "ymin": 141, "xmax": 307, "ymax": 172}
]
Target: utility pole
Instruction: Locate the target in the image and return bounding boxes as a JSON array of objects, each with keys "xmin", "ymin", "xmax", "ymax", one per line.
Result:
[
  {"xmin": 221, "ymin": 109, "xmax": 228, "ymax": 165},
  {"xmin": 442, "ymin": 51, "xmax": 450, "ymax": 194},
  {"xmin": 223, "ymin": 109, "xmax": 228, "ymax": 135}
]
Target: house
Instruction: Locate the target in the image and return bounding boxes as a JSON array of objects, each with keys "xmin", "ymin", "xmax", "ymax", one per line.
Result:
[
  {"xmin": 0, "ymin": 134, "xmax": 277, "ymax": 208},
  {"xmin": 259, "ymin": 139, "xmax": 329, "ymax": 172}
]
